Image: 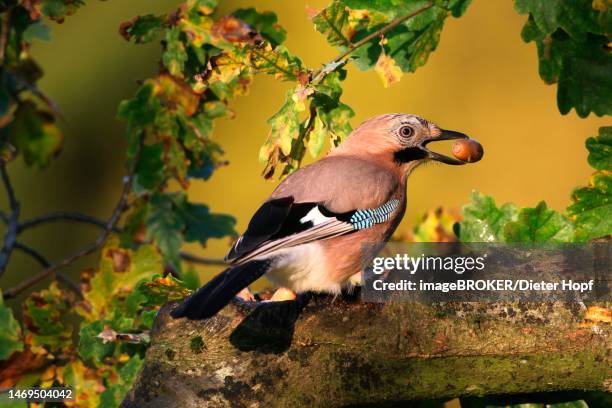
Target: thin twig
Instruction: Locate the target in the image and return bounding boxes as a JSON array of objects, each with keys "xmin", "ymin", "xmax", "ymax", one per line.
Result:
[
  {"xmin": 3, "ymin": 241, "xmax": 98, "ymax": 300},
  {"xmin": 180, "ymin": 251, "xmax": 227, "ymax": 266},
  {"xmin": 2, "ymin": 136, "xmax": 144, "ymax": 300},
  {"xmin": 0, "ymin": 163, "xmax": 20, "ymax": 278},
  {"xmin": 55, "ymin": 273, "xmax": 83, "ymax": 299},
  {"xmin": 12, "ymin": 242, "xmax": 82, "ymax": 297},
  {"xmin": 311, "ymin": 2, "xmax": 434, "ymax": 83},
  {"xmin": 18, "ymin": 212, "xmax": 120, "ymax": 233},
  {"xmin": 14, "ymin": 242, "xmax": 50, "ymax": 267},
  {"xmin": 0, "ymin": 9, "xmax": 10, "ymax": 66}
]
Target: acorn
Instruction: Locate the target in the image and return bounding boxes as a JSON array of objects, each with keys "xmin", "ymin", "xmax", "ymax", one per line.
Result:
[{"xmin": 452, "ymin": 139, "xmax": 483, "ymax": 163}]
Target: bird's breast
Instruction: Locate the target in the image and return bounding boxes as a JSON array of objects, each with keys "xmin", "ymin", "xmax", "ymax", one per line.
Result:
[{"xmin": 266, "ymin": 243, "xmax": 342, "ymax": 294}]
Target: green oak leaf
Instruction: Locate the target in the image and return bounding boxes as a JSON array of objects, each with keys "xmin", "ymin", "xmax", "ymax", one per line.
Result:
[
  {"xmin": 162, "ymin": 27, "xmax": 188, "ymax": 78},
  {"xmin": 260, "ymin": 70, "xmax": 354, "ymax": 176},
  {"xmin": 568, "ymin": 171, "xmax": 612, "ymax": 241},
  {"xmin": 232, "ymin": 8, "xmax": 287, "ymax": 46},
  {"xmin": 552, "ymin": 31, "xmax": 611, "ymax": 117},
  {"xmin": 447, "ymin": 0, "xmax": 472, "ymax": 18},
  {"xmin": 517, "ymin": 2, "xmax": 611, "ymax": 117},
  {"xmin": 259, "ymin": 90, "xmax": 302, "ymax": 178},
  {"xmin": 9, "ymin": 101, "xmax": 62, "ymax": 168},
  {"xmin": 242, "ymin": 44, "xmax": 305, "ymax": 82},
  {"xmin": 504, "ymin": 201, "xmax": 575, "ymax": 243},
  {"xmin": 307, "ymin": 116, "xmax": 327, "ymax": 158},
  {"xmin": 164, "ymin": 138, "xmax": 189, "ymax": 187},
  {"xmin": 586, "ymin": 126, "xmax": 612, "ymax": 171},
  {"xmin": 22, "ymin": 21, "xmax": 51, "ymax": 42},
  {"xmin": 123, "ymin": 283, "xmax": 149, "ymax": 319},
  {"xmin": 312, "ymin": 71, "xmax": 354, "ymax": 147},
  {"xmin": 146, "ymin": 193, "xmax": 236, "ymax": 260},
  {"xmin": 39, "ymin": 0, "xmax": 85, "ymax": 21},
  {"xmin": 459, "ymin": 191, "xmax": 519, "ymax": 242},
  {"xmin": 145, "ymin": 193, "xmax": 185, "ymax": 263},
  {"xmin": 180, "ymin": 112, "xmax": 212, "ymax": 154},
  {"xmin": 117, "ymin": 83, "xmax": 160, "ymax": 135},
  {"xmin": 135, "ymin": 143, "xmax": 164, "ymax": 190},
  {"xmin": 393, "ymin": 8, "xmax": 447, "ymax": 72},
  {"xmin": 311, "ymin": 1, "xmax": 355, "ymax": 49},
  {"xmin": 318, "ymin": 101, "xmax": 353, "ymax": 147},
  {"xmin": 78, "ymin": 320, "xmax": 115, "ymax": 364},
  {"xmin": 308, "ymin": 70, "xmax": 354, "ymax": 156},
  {"xmin": 515, "ymin": 0, "xmax": 606, "ymax": 38},
  {"xmin": 99, "ymin": 355, "xmax": 144, "ymax": 408},
  {"xmin": 206, "ymin": 53, "xmax": 254, "ymax": 100},
  {"xmin": 23, "ymin": 281, "xmax": 72, "ymax": 353},
  {"xmin": 79, "ymin": 238, "xmax": 164, "ymax": 321},
  {"xmin": 342, "ymin": 0, "xmax": 472, "ymax": 17},
  {"xmin": 313, "ymin": 0, "xmax": 470, "ymax": 74},
  {"xmin": 0, "ymin": 290, "xmax": 23, "ymax": 360},
  {"xmin": 178, "ymin": 200, "xmax": 237, "ymax": 245},
  {"xmin": 120, "ymin": 14, "xmax": 165, "ymax": 44}
]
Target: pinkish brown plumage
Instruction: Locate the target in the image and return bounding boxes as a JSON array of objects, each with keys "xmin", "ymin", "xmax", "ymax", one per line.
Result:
[{"xmin": 172, "ymin": 113, "xmax": 479, "ymax": 319}]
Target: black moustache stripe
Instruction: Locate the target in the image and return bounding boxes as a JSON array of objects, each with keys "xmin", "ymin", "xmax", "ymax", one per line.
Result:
[{"xmin": 394, "ymin": 147, "xmax": 427, "ymax": 163}]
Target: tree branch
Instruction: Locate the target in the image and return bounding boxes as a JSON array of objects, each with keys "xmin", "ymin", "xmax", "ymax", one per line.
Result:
[
  {"xmin": 18, "ymin": 212, "xmax": 120, "ymax": 233},
  {"xmin": 311, "ymin": 2, "xmax": 434, "ymax": 83},
  {"xmin": 0, "ymin": 163, "xmax": 20, "ymax": 278},
  {"xmin": 13, "ymin": 242, "xmax": 82, "ymax": 298},
  {"xmin": 179, "ymin": 251, "xmax": 226, "ymax": 266},
  {"xmin": 125, "ymin": 298, "xmax": 611, "ymax": 406},
  {"xmin": 2, "ymin": 137, "xmax": 144, "ymax": 300}
]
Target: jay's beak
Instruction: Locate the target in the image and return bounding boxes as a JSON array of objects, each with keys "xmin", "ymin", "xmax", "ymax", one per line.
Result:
[{"xmin": 420, "ymin": 129, "xmax": 469, "ymax": 165}]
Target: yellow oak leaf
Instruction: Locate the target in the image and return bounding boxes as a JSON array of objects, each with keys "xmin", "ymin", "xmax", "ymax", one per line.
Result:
[{"xmin": 375, "ymin": 53, "xmax": 403, "ymax": 88}]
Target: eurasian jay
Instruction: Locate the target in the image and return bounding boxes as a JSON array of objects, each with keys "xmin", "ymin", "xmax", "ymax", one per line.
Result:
[{"xmin": 172, "ymin": 113, "xmax": 476, "ymax": 319}]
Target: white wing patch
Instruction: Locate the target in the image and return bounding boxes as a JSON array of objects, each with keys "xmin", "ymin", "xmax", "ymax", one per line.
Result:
[{"xmin": 299, "ymin": 206, "xmax": 334, "ymax": 226}]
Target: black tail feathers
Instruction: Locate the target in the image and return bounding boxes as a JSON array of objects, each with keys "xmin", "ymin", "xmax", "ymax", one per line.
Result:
[{"xmin": 171, "ymin": 259, "xmax": 271, "ymax": 320}]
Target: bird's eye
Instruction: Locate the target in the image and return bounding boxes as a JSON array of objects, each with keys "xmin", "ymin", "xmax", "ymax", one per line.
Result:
[{"xmin": 399, "ymin": 126, "xmax": 414, "ymax": 138}]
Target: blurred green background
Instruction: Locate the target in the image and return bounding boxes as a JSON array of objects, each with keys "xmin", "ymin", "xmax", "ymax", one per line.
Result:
[{"xmin": 2, "ymin": 0, "xmax": 609, "ymax": 303}]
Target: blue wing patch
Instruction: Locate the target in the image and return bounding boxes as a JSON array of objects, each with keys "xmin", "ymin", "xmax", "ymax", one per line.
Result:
[{"xmin": 349, "ymin": 199, "xmax": 400, "ymax": 230}]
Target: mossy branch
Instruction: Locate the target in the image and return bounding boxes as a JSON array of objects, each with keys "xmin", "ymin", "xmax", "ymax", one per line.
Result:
[{"xmin": 123, "ymin": 295, "xmax": 610, "ymax": 407}]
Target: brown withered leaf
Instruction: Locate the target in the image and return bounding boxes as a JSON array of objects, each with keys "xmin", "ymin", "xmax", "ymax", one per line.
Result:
[
  {"xmin": 119, "ymin": 16, "xmax": 138, "ymax": 41},
  {"xmin": 21, "ymin": 0, "xmax": 42, "ymax": 20},
  {"xmin": 0, "ymin": 348, "xmax": 49, "ymax": 388},
  {"xmin": 211, "ymin": 16, "xmax": 262, "ymax": 44},
  {"xmin": 107, "ymin": 248, "xmax": 131, "ymax": 273}
]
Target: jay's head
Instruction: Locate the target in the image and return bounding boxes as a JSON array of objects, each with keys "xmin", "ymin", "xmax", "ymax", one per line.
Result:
[{"xmin": 331, "ymin": 113, "xmax": 470, "ymax": 174}]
